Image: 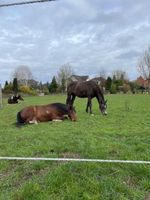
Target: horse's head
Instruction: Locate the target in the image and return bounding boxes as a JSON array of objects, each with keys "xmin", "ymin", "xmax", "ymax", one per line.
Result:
[
  {"xmin": 67, "ymin": 104, "xmax": 77, "ymax": 121},
  {"xmin": 100, "ymin": 100, "xmax": 107, "ymax": 115},
  {"xmin": 17, "ymin": 95, "xmax": 24, "ymax": 101}
]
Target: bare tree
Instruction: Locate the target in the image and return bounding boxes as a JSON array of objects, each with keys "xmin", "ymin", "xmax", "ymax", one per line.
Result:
[
  {"xmin": 12, "ymin": 66, "xmax": 33, "ymax": 86},
  {"xmin": 112, "ymin": 70, "xmax": 128, "ymax": 81},
  {"xmin": 57, "ymin": 63, "xmax": 74, "ymax": 91},
  {"xmin": 137, "ymin": 46, "xmax": 150, "ymax": 90},
  {"xmin": 98, "ymin": 68, "xmax": 107, "ymax": 79}
]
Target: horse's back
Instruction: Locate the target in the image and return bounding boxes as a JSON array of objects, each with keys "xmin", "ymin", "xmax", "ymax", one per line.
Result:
[{"xmin": 67, "ymin": 80, "xmax": 100, "ymax": 97}]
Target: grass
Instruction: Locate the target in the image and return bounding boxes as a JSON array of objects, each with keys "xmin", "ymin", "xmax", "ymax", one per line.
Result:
[{"xmin": 0, "ymin": 94, "xmax": 150, "ymax": 200}]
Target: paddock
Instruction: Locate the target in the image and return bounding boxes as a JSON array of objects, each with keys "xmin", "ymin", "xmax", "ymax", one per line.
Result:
[{"xmin": 0, "ymin": 94, "xmax": 150, "ymax": 199}]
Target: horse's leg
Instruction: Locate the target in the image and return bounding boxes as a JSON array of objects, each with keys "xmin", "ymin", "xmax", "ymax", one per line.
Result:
[
  {"xmin": 52, "ymin": 116, "xmax": 65, "ymax": 122},
  {"xmin": 71, "ymin": 95, "xmax": 76, "ymax": 105},
  {"xmin": 86, "ymin": 97, "xmax": 92, "ymax": 114},
  {"xmin": 26, "ymin": 117, "xmax": 38, "ymax": 125},
  {"xmin": 66, "ymin": 94, "xmax": 72, "ymax": 105},
  {"xmin": 86, "ymin": 99, "xmax": 89, "ymax": 113},
  {"xmin": 29, "ymin": 119, "xmax": 38, "ymax": 124},
  {"xmin": 89, "ymin": 98, "xmax": 92, "ymax": 114},
  {"xmin": 52, "ymin": 119, "xmax": 63, "ymax": 122}
]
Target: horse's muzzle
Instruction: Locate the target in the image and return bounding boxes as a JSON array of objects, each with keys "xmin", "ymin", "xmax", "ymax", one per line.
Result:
[{"xmin": 103, "ymin": 111, "xmax": 107, "ymax": 115}]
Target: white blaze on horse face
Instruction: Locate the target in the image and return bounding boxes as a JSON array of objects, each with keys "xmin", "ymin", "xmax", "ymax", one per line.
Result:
[{"xmin": 104, "ymin": 111, "xmax": 107, "ymax": 115}]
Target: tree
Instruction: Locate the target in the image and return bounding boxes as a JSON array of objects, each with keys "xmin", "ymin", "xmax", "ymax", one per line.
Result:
[
  {"xmin": 112, "ymin": 70, "xmax": 128, "ymax": 81},
  {"xmin": 12, "ymin": 78, "xmax": 18, "ymax": 94},
  {"xmin": 48, "ymin": 76, "xmax": 58, "ymax": 93},
  {"xmin": 137, "ymin": 46, "xmax": 150, "ymax": 90},
  {"xmin": 57, "ymin": 63, "xmax": 74, "ymax": 92},
  {"xmin": 3, "ymin": 81, "xmax": 13, "ymax": 94},
  {"xmin": 110, "ymin": 83, "xmax": 117, "ymax": 94},
  {"xmin": 105, "ymin": 76, "xmax": 112, "ymax": 91},
  {"xmin": 122, "ymin": 84, "xmax": 131, "ymax": 94},
  {"xmin": 4, "ymin": 81, "xmax": 8, "ymax": 87},
  {"xmin": 12, "ymin": 66, "xmax": 33, "ymax": 86}
]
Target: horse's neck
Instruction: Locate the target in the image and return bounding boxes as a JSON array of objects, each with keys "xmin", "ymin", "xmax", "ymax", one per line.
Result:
[{"xmin": 97, "ymin": 90, "xmax": 104, "ymax": 104}]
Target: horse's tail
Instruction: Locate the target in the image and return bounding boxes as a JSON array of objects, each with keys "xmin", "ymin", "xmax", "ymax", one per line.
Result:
[{"xmin": 16, "ymin": 111, "xmax": 25, "ymax": 126}]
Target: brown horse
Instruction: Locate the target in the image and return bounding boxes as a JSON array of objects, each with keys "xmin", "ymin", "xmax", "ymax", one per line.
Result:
[
  {"xmin": 66, "ymin": 80, "xmax": 107, "ymax": 115},
  {"xmin": 17, "ymin": 103, "xmax": 77, "ymax": 125}
]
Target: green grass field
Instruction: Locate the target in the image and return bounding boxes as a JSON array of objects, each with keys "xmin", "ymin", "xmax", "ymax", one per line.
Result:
[{"xmin": 0, "ymin": 94, "xmax": 150, "ymax": 200}]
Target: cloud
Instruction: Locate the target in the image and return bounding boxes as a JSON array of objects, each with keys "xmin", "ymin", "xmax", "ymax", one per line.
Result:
[
  {"xmin": 0, "ymin": 0, "xmax": 150, "ymax": 85},
  {"xmin": 116, "ymin": 50, "xmax": 141, "ymax": 60}
]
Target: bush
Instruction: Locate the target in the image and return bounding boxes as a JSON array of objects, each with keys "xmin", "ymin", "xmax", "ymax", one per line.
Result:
[
  {"xmin": 3, "ymin": 84, "xmax": 13, "ymax": 94},
  {"xmin": 20, "ymin": 85, "xmax": 37, "ymax": 95},
  {"xmin": 110, "ymin": 84, "xmax": 117, "ymax": 94},
  {"xmin": 122, "ymin": 84, "xmax": 131, "ymax": 94}
]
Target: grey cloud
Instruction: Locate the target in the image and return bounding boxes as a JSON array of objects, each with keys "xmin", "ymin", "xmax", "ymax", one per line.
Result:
[
  {"xmin": 116, "ymin": 50, "xmax": 141, "ymax": 60},
  {"xmin": 0, "ymin": 0, "xmax": 150, "ymax": 85}
]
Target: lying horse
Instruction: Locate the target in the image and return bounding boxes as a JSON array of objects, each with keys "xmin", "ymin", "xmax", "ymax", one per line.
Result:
[
  {"xmin": 8, "ymin": 94, "xmax": 24, "ymax": 104},
  {"xmin": 66, "ymin": 80, "xmax": 107, "ymax": 115},
  {"xmin": 17, "ymin": 103, "xmax": 77, "ymax": 125}
]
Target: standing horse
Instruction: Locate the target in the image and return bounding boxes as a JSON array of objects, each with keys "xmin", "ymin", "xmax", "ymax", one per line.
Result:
[
  {"xmin": 66, "ymin": 80, "xmax": 107, "ymax": 115},
  {"xmin": 17, "ymin": 103, "xmax": 77, "ymax": 125},
  {"xmin": 8, "ymin": 94, "xmax": 24, "ymax": 104}
]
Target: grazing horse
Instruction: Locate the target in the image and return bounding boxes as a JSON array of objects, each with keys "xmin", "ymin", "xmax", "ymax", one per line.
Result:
[
  {"xmin": 8, "ymin": 94, "xmax": 24, "ymax": 104},
  {"xmin": 66, "ymin": 80, "xmax": 107, "ymax": 115},
  {"xmin": 17, "ymin": 103, "xmax": 77, "ymax": 125}
]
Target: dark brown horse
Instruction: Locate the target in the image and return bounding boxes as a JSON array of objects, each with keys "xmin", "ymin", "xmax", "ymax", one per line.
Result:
[
  {"xmin": 17, "ymin": 103, "xmax": 77, "ymax": 125},
  {"xmin": 66, "ymin": 80, "xmax": 107, "ymax": 115},
  {"xmin": 8, "ymin": 94, "xmax": 24, "ymax": 104}
]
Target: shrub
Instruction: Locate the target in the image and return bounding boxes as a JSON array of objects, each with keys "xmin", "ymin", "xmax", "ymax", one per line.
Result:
[
  {"xmin": 110, "ymin": 83, "xmax": 117, "ymax": 94},
  {"xmin": 20, "ymin": 85, "xmax": 37, "ymax": 95}
]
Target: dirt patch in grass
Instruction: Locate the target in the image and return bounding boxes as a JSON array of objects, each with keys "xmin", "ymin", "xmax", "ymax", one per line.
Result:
[
  {"xmin": 144, "ymin": 193, "xmax": 150, "ymax": 200},
  {"xmin": 125, "ymin": 176, "xmax": 137, "ymax": 187},
  {"xmin": 60, "ymin": 152, "xmax": 81, "ymax": 158}
]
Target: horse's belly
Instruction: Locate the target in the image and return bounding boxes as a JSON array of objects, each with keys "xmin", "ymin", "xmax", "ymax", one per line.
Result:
[{"xmin": 77, "ymin": 93, "xmax": 87, "ymax": 98}]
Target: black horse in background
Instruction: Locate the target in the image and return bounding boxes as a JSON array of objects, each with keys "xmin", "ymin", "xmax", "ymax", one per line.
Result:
[
  {"xmin": 66, "ymin": 80, "xmax": 107, "ymax": 115},
  {"xmin": 8, "ymin": 94, "xmax": 24, "ymax": 104}
]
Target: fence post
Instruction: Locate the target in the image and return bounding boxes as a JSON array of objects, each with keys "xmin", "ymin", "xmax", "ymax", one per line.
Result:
[{"xmin": 0, "ymin": 84, "xmax": 2, "ymax": 109}]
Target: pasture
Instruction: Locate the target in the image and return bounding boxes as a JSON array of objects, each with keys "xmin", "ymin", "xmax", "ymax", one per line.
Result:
[{"xmin": 0, "ymin": 94, "xmax": 150, "ymax": 200}]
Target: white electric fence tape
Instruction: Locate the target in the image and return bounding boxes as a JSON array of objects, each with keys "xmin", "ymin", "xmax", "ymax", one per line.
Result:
[{"xmin": 0, "ymin": 157, "xmax": 150, "ymax": 164}]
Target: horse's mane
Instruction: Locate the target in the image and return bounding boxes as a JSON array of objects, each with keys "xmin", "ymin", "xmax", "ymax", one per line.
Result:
[{"xmin": 48, "ymin": 103, "xmax": 69, "ymax": 112}]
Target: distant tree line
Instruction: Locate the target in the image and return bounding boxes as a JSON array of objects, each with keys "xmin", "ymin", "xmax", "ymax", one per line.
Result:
[
  {"xmin": 2, "ymin": 44, "xmax": 150, "ymax": 95},
  {"xmin": 2, "ymin": 63, "xmax": 73, "ymax": 95}
]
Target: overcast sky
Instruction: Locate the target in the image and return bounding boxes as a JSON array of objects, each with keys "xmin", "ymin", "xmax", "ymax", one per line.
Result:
[{"xmin": 0, "ymin": 0, "xmax": 150, "ymax": 85}]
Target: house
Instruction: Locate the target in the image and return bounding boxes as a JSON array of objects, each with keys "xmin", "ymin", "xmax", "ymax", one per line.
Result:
[{"xmin": 136, "ymin": 76, "xmax": 149, "ymax": 88}]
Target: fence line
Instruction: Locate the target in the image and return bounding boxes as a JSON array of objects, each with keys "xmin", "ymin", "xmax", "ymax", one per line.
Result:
[
  {"xmin": 0, "ymin": 84, "xmax": 2, "ymax": 109},
  {"xmin": 0, "ymin": 157, "xmax": 150, "ymax": 164}
]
